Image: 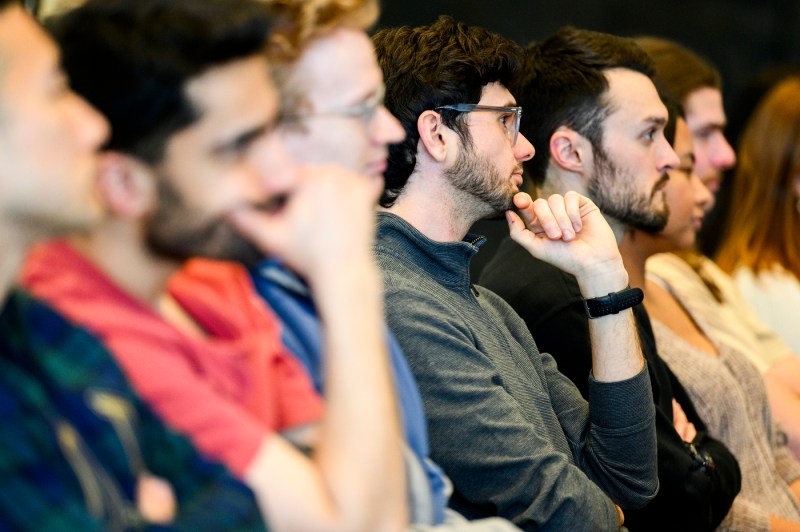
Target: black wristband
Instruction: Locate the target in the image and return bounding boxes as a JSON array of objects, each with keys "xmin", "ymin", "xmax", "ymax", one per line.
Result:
[{"xmin": 582, "ymin": 286, "xmax": 643, "ymax": 319}]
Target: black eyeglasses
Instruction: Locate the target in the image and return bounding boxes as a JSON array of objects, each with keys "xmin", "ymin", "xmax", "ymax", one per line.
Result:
[{"xmin": 435, "ymin": 103, "xmax": 522, "ymax": 146}]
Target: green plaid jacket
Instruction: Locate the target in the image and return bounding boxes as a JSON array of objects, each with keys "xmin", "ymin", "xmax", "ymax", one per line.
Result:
[{"xmin": 0, "ymin": 290, "xmax": 267, "ymax": 531}]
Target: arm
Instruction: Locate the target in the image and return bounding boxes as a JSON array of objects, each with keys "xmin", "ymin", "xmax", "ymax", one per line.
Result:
[
  {"xmin": 134, "ymin": 394, "xmax": 267, "ymax": 530},
  {"xmin": 765, "ymin": 360, "xmax": 800, "ymax": 459},
  {"xmin": 507, "ymin": 192, "xmax": 645, "ymax": 383},
  {"xmin": 531, "ymin": 330, "xmax": 657, "ymax": 510},
  {"xmin": 666, "ymin": 371, "xmax": 742, "ymax": 530},
  {"xmin": 382, "ymin": 286, "xmax": 620, "ymax": 532},
  {"xmin": 229, "ymin": 165, "xmax": 406, "ymax": 532},
  {"xmin": 770, "ymin": 422, "xmax": 800, "ymax": 487}
]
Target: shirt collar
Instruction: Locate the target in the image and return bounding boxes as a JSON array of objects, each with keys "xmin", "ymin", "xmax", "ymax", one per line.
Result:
[{"xmin": 375, "ymin": 211, "xmax": 485, "ymax": 289}]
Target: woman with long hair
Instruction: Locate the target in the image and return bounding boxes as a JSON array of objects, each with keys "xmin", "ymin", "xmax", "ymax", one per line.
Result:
[{"xmin": 716, "ymin": 77, "xmax": 800, "ymax": 355}]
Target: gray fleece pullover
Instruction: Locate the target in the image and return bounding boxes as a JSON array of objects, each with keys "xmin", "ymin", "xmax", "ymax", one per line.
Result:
[{"xmin": 374, "ymin": 212, "xmax": 658, "ymax": 531}]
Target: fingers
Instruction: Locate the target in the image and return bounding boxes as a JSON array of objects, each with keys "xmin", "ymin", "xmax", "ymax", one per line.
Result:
[
  {"xmin": 229, "ymin": 164, "xmax": 379, "ymax": 277},
  {"xmin": 672, "ymin": 399, "xmax": 697, "ymax": 443},
  {"xmin": 136, "ymin": 473, "xmax": 176, "ymax": 525},
  {"xmin": 563, "ymin": 190, "xmax": 583, "ymax": 233},
  {"xmin": 521, "ymin": 193, "xmax": 583, "ymax": 241}
]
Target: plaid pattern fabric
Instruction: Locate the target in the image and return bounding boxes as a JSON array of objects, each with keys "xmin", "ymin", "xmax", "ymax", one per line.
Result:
[{"xmin": 0, "ymin": 290, "xmax": 267, "ymax": 531}]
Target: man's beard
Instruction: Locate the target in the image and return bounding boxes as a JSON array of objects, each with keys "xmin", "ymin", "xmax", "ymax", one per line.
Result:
[
  {"xmin": 588, "ymin": 145, "xmax": 669, "ymax": 234},
  {"xmin": 144, "ymin": 177, "xmax": 263, "ymax": 268},
  {"xmin": 443, "ymin": 147, "xmax": 517, "ymax": 220}
]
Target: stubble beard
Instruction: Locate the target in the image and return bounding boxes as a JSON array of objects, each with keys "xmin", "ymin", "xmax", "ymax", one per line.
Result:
[
  {"xmin": 588, "ymin": 144, "xmax": 670, "ymax": 234},
  {"xmin": 444, "ymin": 147, "xmax": 517, "ymax": 221},
  {"xmin": 144, "ymin": 176, "xmax": 264, "ymax": 268}
]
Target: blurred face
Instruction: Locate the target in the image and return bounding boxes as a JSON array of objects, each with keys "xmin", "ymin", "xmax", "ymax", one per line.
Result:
[
  {"xmin": 280, "ymin": 28, "xmax": 404, "ymax": 182},
  {"xmin": 445, "ymin": 81, "xmax": 534, "ymax": 219},
  {"xmin": 656, "ymin": 117, "xmax": 713, "ymax": 251},
  {"xmin": 0, "ymin": 6, "xmax": 108, "ymax": 242},
  {"xmin": 684, "ymin": 87, "xmax": 736, "ymax": 194},
  {"xmin": 145, "ymin": 55, "xmax": 296, "ymax": 266},
  {"xmin": 588, "ymin": 68, "xmax": 679, "ymax": 233}
]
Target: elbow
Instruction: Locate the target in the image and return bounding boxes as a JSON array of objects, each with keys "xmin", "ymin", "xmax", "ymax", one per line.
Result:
[{"xmin": 621, "ymin": 477, "xmax": 659, "ymax": 510}]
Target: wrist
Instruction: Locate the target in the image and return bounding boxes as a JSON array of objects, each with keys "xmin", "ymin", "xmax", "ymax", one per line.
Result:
[
  {"xmin": 582, "ymin": 286, "xmax": 643, "ymax": 319},
  {"xmin": 575, "ymin": 262, "xmax": 629, "ymax": 298}
]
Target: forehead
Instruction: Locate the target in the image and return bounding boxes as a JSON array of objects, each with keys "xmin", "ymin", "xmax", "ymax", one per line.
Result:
[
  {"xmin": 478, "ymin": 81, "xmax": 515, "ymax": 106},
  {"xmin": 602, "ymin": 68, "xmax": 667, "ymax": 133},
  {"xmin": 183, "ymin": 55, "xmax": 279, "ymax": 140},
  {"xmin": 683, "ymin": 87, "xmax": 726, "ymax": 129},
  {"xmin": 0, "ymin": 6, "xmax": 57, "ymax": 96},
  {"xmin": 292, "ymin": 27, "xmax": 382, "ymax": 105}
]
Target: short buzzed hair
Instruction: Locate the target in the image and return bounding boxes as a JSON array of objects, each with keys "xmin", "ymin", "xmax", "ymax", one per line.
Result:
[{"xmin": 516, "ymin": 27, "xmax": 654, "ymax": 185}]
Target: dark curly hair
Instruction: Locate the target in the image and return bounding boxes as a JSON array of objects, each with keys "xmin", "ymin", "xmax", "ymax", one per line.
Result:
[{"xmin": 372, "ymin": 16, "xmax": 522, "ymax": 207}]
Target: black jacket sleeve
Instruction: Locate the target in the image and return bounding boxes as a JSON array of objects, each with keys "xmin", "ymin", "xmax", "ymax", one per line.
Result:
[{"xmin": 479, "ymin": 238, "xmax": 741, "ymax": 531}]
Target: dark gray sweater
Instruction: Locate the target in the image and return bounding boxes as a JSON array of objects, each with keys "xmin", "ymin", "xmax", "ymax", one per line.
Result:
[{"xmin": 375, "ymin": 212, "xmax": 658, "ymax": 531}]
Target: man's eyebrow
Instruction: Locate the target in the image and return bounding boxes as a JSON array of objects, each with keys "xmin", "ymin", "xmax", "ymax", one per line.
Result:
[
  {"xmin": 213, "ymin": 122, "xmax": 273, "ymax": 154},
  {"xmin": 643, "ymin": 116, "xmax": 667, "ymax": 127},
  {"xmin": 694, "ymin": 122, "xmax": 727, "ymax": 133}
]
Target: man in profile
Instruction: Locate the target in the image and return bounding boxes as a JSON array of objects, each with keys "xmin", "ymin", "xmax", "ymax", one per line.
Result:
[
  {"xmin": 480, "ymin": 28, "xmax": 741, "ymax": 531},
  {"xmin": 22, "ymin": 0, "xmax": 406, "ymax": 530},
  {"xmin": 0, "ymin": 1, "xmax": 265, "ymax": 528},
  {"xmin": 372, "ymin": 17, "xmax": 659, "ymax": 531}
]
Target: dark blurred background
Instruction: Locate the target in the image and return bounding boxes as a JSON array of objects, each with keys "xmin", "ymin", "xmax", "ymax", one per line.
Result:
[{"xmin": 376, "ymin": 0, "xmax": 800, "ymax": 279}]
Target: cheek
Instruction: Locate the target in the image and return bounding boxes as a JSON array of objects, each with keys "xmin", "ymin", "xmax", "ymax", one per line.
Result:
[
  {"xmin": 285, "ymin": 121, "xmax": 368, "ymax": 170},
  {"xmin": 665, "ymin": 183, "xmax": 692, "ymax": 224}
]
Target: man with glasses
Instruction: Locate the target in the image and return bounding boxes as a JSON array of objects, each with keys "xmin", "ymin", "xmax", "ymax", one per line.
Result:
[
  {"xmin": 371, "ymin": 17, "xmax": 658, "ymax": 531},
  {"xmin": 175, "ymin": 1, "xmax": 513, "ymax": 528},
  {"xmin": 21, "ymin": 0, "xmax": 408, "ymax": 530}
]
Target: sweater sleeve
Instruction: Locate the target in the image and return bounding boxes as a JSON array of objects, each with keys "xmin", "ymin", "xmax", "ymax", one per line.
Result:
[
  {"xmin": 501, "ymin": 301, "xmax": 658, "ymax": 511},
  {"xmin": 383, "ymin": 285, "xmax": 620, "ymax": 532},
  {"xmin": 481, "ymin": 242, "xmax": 741, "ymax": 531},
  {"xmin": 133, "ymin": 388, "xmax": 268, "ymax": 530},
  {"xmin": 773, "ymin": 424, "xmax": 800, "ymax": 485}
]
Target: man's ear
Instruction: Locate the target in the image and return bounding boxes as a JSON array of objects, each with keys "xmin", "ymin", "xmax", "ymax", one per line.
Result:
[
  {"xmin": 549, "ymin": 126, "xmax": 592, "ymax": 174},
  {"xmin": 95, "ymin": 151, "xmax": 157, "ymax": 218},
  {"xmin": 416, "ymin": 110, "xmax": 450, "ymax": 162}
]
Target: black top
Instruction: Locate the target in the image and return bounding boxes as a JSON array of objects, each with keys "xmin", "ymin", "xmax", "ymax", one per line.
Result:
[{"xmin": 479, "ymin": 237, "xmax": 742, "ymax": 532}]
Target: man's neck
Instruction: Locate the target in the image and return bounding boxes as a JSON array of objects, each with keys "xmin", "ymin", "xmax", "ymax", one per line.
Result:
[
  {"xmin": 383, "ymin": 172, "xmax": 479, "ymax": 243},
  {"xmin": 542, "ymin": 170, "xmax": 627, "ymax": 243},
  {"xmin": 618, "ymin": 230, "xmax": 651, "ymax": 290},
  {"xmin": 70, "ymin": 222, "xmax": 179, "ymax": 308}
]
